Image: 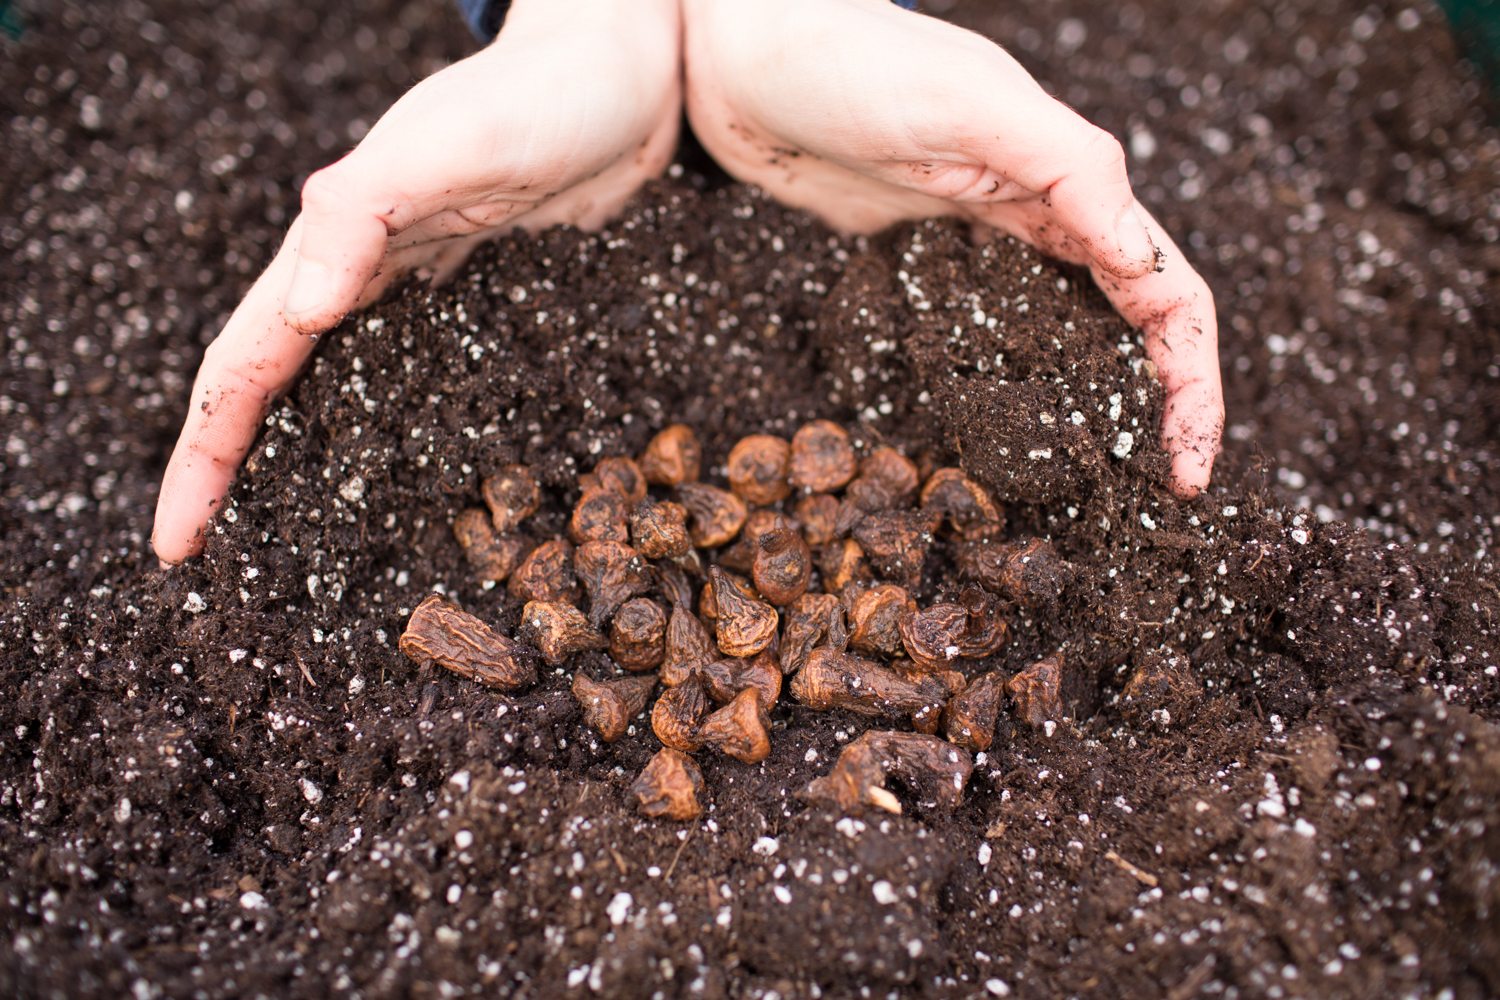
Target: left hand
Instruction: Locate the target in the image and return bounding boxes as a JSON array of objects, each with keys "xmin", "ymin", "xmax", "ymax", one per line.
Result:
[{"xmin": 682, "ymin": 0, "xmax": 1222, "ymax": 496}]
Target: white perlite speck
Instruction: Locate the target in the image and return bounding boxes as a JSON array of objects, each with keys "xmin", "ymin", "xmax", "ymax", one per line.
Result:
[
  {"xmin": 299, "ymin": 778, "xmax": 323, "ymax": 805},
  {"xmin": 338, "ymin": 475, "xmax": 366, "ymax": 502},
  {"xmin": 183, "ymin": 592, "xmax": 207, "ymax": 614},
  {"xmin": 239, "ymin": 891, "xmax": 267, "ymax": 911},
  {"xmin": 752, "ymin": 836, "xmax": 780, "ymax": 856},
  {"xmin": 978, "ymin": 842, "xmax": 992, "ymax": 867},
  {"xmin": 607, "ymin": 891, "xmax": 633, "ymax": 926},
  {"xmin": 1112, "ymin": 431, "xmax": 1135, "ymax": 458},
  {"xmin": 872, "ymin": 880, "xmax": 898, "ymax": 905}
]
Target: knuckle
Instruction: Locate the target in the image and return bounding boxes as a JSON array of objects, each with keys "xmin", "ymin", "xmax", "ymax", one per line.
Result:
[
  {"xmin": 1080, "ymin": 127, "xmax": 1128, "ymax": 177},
  {"xmin": 299, "ymin": 167, "xmax": 351, "ymax": 215}
]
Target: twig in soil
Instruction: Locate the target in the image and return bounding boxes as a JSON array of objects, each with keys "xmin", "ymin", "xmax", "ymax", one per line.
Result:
[
  {"xmin": 1166, "ymin": 955, "xmax": 1217, "ymax": 1000},
  {"xmin": 295, "ymin": 653, "xmax": 318, "ymax": 688},
  {"xmin": 664, "ymin": 827, "xmax": 695, "ymax": 883},
  {"xmin": 1103, "ymin": 849, "xmax": 1159, "ymax": 888}
]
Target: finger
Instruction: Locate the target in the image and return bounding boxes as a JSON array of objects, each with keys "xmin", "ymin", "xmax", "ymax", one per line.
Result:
[
  {"xmin": 1039, "ymin": 118, "xmax": 1158, "ymax": 280},
  {"xmin": 282, "ymin": 159, "xmax": 394, "ymax": 333},
  {"xmin": 1089, "ymin": 205, "xmax": 1223, "ymax": 496},
  {"xmin": 153, "ymin": 226, "xmax": 319, "ymax": 563}
]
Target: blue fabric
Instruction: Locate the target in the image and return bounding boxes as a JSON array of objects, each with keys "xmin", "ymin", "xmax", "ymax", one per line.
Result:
[{"xmin": 459, "ymin": 0, "xmax": 917, "ymax": 43}]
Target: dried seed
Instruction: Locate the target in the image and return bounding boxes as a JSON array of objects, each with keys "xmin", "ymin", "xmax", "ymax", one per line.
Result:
[
  {"xmin": 574, "ymin": 541, "xmax": 651, "ymax": 628},
  {"xmin": 794, "ymin": 493, "xmax": 841, "ymax": 547},
  {"xmin": 920, "ymin": 468, "xmax": 1003, "ymax": 540},
  {"xmin": 629, "ymin": 498, "xmax": 692, "ymax": 560},
  {"xmin": 726, "ymin": 434, "xmax": 792, "ymax": 506},
  {"xmin": 509, "ymin": 538, "xmax": 580, "ymax": 605},
  {"xmin": 631, "ymin": 748, "xmax": 705, "ymax": 821},
  {"xmin": 710, "ymin": 566, "xmax": 778, "ymax": 657},
  {"xmin": 399, "ymin": 595, "xmax": 535, "ymax": 691},
  {"xmin": 649, "ymin": 561, "xmax": 697, "ymax": 610},
  {"xmin": 452, "ymin": 508, "xmax": 530, "ymax": 582},
  {"xmin": 780, "ymin": 592, "xmax": 843, "ymax": 675},
  {"xmin": 818, "ymin": 538, "xmax": 869, "ymax": 592},
  {"xmin": 699, "ymin": 649, "xmax": 782, "ymax": 710},
  {"xmin": 957, "ymin": 537, "xmax": 1074, "ymax": 609},
  {"xmin": 660, "ymin": 602, "xmax": 716, "ymax": 686},
  {"xmin": 802, "ymin": 731, "xmax": 973, "ymax": 814},
  {"xmin": 699, "ymin": 688, "xmax": 772, "ymax": 764},
  {"xmin": 676, "ymin": 482, "xmax": 748, "ymax": 548},
  {"xmin": 943, "ymin": 671, "xmax": 1004, "ymax": 751},
  {"xmin": 790, "ymin": 647, "xmax": 946, "ymax": 727},
  {"xmin": 651, "ymin": 674, "xmax": 709, "ymax": 751},
  {"xmin": 789, "ymin": 420, "xmax": 857, "ymax": 493},
  {"xmin": 1119, "ymin": 647, "xmax": 1202, "ymax": 722},
  {"xmin": 898, "ymin": 602, "xmax": 967, "ymax": 671},
  {"xmin": 481, "ymin": 464, "xmax": 541, "ymax": 535},
  {"xmin": 570, "ymin": 487, "xmax": 630, "ymax": 544},
  {"xmin": 718, "ymin": 509, "xmax": 785, "ymax": 574},
  {"xmin": 1006, "ymin": 653, "xmax": 1065, "ymax": 728},
  {"xmin": 852, "ymin": 511, "xmax": 932, "ymax": 587},
  {"xmin": 609, "ymin": 597, "xmax": 668, "ymax": 672},
  {"xmin": 572, "ymin": 673, "xmax": 656, "ymax": 742},
  {"xmin": 846, "ymin": 584, "xmax": 916, "ymax": 658},
  {"xmin": 587, "ymin": 456, "xmax": 648, "ymax": 505},
  {"xmin": 956, "ymin": 584, "xmax": 1007, "ymax": 659},
  {"xmin": 640, "ymin": 424, "xmax": 702, "ymax": 486},
  {"xmin": 751, "ymin": 525, "xmax": 813, "ymax": 606},
  {"xmin": 698, "ymin": 570, "xmax": 758, "ymax": 622},
  {"xmin": 519, "ymin": 600, "xmax": 607, "ymax": 666}
]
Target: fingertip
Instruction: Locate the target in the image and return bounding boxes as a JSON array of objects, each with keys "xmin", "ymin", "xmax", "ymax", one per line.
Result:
[{"xmin": 1167, "ymin": 444, "xmax": 1215, "ymax": 499}]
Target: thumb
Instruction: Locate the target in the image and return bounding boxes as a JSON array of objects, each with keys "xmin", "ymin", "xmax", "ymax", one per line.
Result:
[{"xmin": 281, "ymin": 161, "xmax": 392, "ymax": 333}]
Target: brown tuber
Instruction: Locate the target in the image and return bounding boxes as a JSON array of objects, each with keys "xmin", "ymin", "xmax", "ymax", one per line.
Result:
[
  {"xmin": 699, "ymin": 687, "xmax": 772, "ymax": 763},
  {"xmin": 700, "ymin": 648, "xmax": 782, "ymax": 710},
  {"xmin": 519, "ymin": 600, "xmax": 607, "ymax": 665},
  {"xmin": 660, "ymin": 602, "xmax": 716, "ymax": 686},
  {"xmin": 481, "ymin": 465, "xmax": 541, "ymax": 535},
  {"xmin": 452, "ymin": 508, "xmax": 530, "ymax": 582},
  {"xmin": 676, "ymin": 482, "xmax": 748, "ymax": 548},
  {"xmin": 794, "ymin": 493, "xmax": 841, "ymax": 547},
  {"xmin": 584, "ymin": 456, "xmax": 648, "ymax": 505},
  {"xmin": 943, "ymin": 671, "xmax": 1004, "ymax": 751},
  {"xmin": 631, "ymin": 748, "xmax": 704, "ymax": 821},
  {"xmin": 790, "ymin": 647, "xmax": 946, "ymax": 730},
  {"xmin": 399, "ymin": 595, "xmax": 535, "ymax": 691},
  {"xmin": 718, "ymin": 509, "xmax": 786, "ymax": 574},
  {"xmin": 780, "ymin": 592, "xmax": 843, "ymax": 676},
  {"xmin": 574, "ymin": 541, "xmax": 651, "ymax": 628},
  {"xmin": 751, "ymin": 525, "xmax": 813, "ymax": 606},
  {"xmin": 509, "ymin": 538, "xmax": 580, "ymax": 605},
  {"xmin": 818, "ymin": 538, "xmax": 870, "ymax": 593},
  {"xmin": 956, "ymin": 584, "xmax": 1007, "ymax": 659},
  {"xmin": 957, "ymin": 537, "xmax": 1074, "ymax": 608},
  {"xmin": 789, "ymin": 420, "xmax": 857, "ymax": 493},
  {"xmin": 726, "ymin": 434, "xmax": 792, "ymax": 505},
  {"xmin": 609, "ymin": 597, "xmax": 667, "ymax": 671},
  {"xmin": 898, "ymin": 602, "xmax": 967, "ymax": 671},
  {"xmin": 630, "ymin": 497, "xmax": 692, "ymax": 559},
  {"xmin": 710, "ymin": 566, "xmax": 779, "ymax": 657},
  {"xmin": 853, "ymin": 511, "xmax": 933, "ymax": 588},
  {"xmin": 802, "ymin": 731, "xmax": 973, "ymax": 815},
  {"xmin": 651, "ymin": 674, "xmax": 710, "ymax": 751},
  {"xmin": 920, "ymin": 468, "xmax": 1003, "ymax": 540},
  {"xmin": 572, "ymin": 673, "xmax": 656, "ymax": 742},
  {"xmin": 570, "ymin": 487, "xmax": 630, "ymax": 544},
  {"xmin": 1006, "ymin": 653, "xmax": 1065, "ymax": 728},
  {"xmin": 846, "ymin": 584, "xmax": 916, "ymax": 658},
  {"xmin": 697, "ymin": 570, "xmax": 758, "ymax": 622},
  {"xmin": 640, "ymin": 424, "xmax": 702, "ymax": 486}
]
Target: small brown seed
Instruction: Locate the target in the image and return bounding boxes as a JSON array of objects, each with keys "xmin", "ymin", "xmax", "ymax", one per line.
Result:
[
  {"xmin": 660, "ymin": 602, "xmax": 716, "ymax": 686},
  {"xmin": 481, "ymin": 465, "xmax": 541, "ymax": 535},
  {"xmin": 452, "ymin": 508, "xmax": 530, "ymax": 582},
  {"xmin": 574, "ymin": 541, "xmax": 651, "ymax": 628},
  {"xmin": 852, "ymin": 511, "xmax": 932, "ymax": 588},
  {"xmin": 943, "ymin": 671, "xmax": 1004, "ymax": 751},
  {"xmin": 519, "ymin": 600, "xmax": 607, "ymax": 665},
  {"xmin": 609, "ymin": 597, "xmax": 667, "ymax": 672},
  {"xmin": 640, "ymin": 424, "xmax": 702, "ymax": 486},
  {"xmin": 570, "ymin": 487, "xmax": 630, "ymax": 544},
  {"xmin": 399, "ymin": 595, "xmax": 535, "ymax": 691},
  {"xmin": 718, "ymin": 509, "xmax": 784, "ymax": 574},
  {"xmin": 956, "ymin": 584, "xmax": 1007, "ymax": 659},
  {"xmin": 790, "ymin": 647, "xmax": 946, "ymax": 726},
  {"xmin": 710, "ymin": 566, "xmax": 778, "ymax": 657},
  {"xmin": 509, "ymin": 538, "xmax": 580, "ymax": 605},
  {"xmin": 1006, "ymin": 653, "xmax": 1065, "ymax": 728},
  {"xmin": 698, "ymin": 570, "xmax": 758, "ymax": 622},
  {"xmin": 630, "ymin": 498, "xmax": 692, "ymax": 559},
  {"xmin": 920, "ymin": 468, "xmax": 1003, "ymax": 540},
  {"xmin": 726, "ymin": 434, "xmax": 792, "ymax": 505},
  {"xmin": 789, "ymin": 420, "xmax": 857, "ymax": 493},
  {"xmin": 648, "ymin": 561, "xmax": 697, "ymax": 610},
  {"xmin": 632, "ymin": 748, "xmax": 704, "ymax": 820},
  {"xmin": 802, "ymin": 731, "xmax": 973, "ymax": 814},
  {"xmin": 572, "ymin": 673, "xmax": 656, "ymax": 742},
  {"xmin": 752, "ymin": 526, "xmax": 813, "ymax": 606},
  {"xmin": 898, "ymin": 602, "xmax": 967, "ymax": 671},
  {"xmin": 700, "ymin": 649, "xmax": 782, "ymax": 710},
  {"xmin": 794, "ymin": 493, "xmax": 841, "ymax": 547},
  {"xmin": 699, "ymin": 687, "xmax": 772, "ymax": 764},
  {"xmin": 818, "ymin": 538, "xmax": 869, "ymax": 593},
  {"xmin": 780, "ymin": 592, "xmax": 843, "ymax": 676},
  {"xmin": 651, "ymin": 674, "xmax": 709, "ymax": 751},
  {"xmin": 1119, "ymin": 647, "xmax": 1202, "ymax": 723},
  {"xmin": 957, "ymin": 537, "xmax": 1074, "ymax": 609},
  {"xmin": 846, "ymin": 584, "xmax": 917, "ymax": 658},
  {"xmin": 588, "ymin": 456, "xmax": 648, "ymax": 505},
  {"xmin": 676, "ymin": 482, "xmax": 748, "ymax": 548}
]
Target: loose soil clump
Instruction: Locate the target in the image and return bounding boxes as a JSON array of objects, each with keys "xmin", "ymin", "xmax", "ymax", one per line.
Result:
[{"xmin": 2, "ymin": 0, "xmax": 1498, "ymax": 997}]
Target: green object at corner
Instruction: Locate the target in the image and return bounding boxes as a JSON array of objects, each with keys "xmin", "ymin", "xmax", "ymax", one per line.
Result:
[{"xmin": 1438, "ymin": 0, "xmax": 1500, "ymax": 85}]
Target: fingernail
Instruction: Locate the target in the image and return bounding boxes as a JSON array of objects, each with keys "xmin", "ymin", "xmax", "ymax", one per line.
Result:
[
  {"xmin": 1115, "ymin": 206, "xmax": 1156, "ymax": 270},
  {"xmin": 284, "ymin": 259, "xmax": 331, "ymax": 318}
]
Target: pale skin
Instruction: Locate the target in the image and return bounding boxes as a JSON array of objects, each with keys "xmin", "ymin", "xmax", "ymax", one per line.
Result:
[{"xmin": 152, "ymin": 0, "xmax": 1223, "ymax": 565}]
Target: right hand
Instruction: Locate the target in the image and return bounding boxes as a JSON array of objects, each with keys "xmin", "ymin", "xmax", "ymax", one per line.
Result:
[{"xmin": 153, "ymin": 0, "xmax": 682, "ymax": 564}]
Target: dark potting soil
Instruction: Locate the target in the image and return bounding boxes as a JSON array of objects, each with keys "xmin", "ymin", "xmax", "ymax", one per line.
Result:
[{"xmin": 2, "ymin": 0, "xmax": 1498, "ymax": 997}]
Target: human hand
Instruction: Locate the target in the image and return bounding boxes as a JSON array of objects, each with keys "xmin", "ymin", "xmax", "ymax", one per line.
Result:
[
  {"xmin": 682, "ymin": 0, "xmax": 1222, "ymax": 496},
  {"xmin": 153, "ymin": 0, "xmax": 682, "ymax": 564}
]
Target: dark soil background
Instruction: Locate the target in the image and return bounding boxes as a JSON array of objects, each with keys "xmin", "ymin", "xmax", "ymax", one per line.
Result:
[{"xmin": 3, "ymin": 0, "xmax": 1498, "ymax": 997}]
